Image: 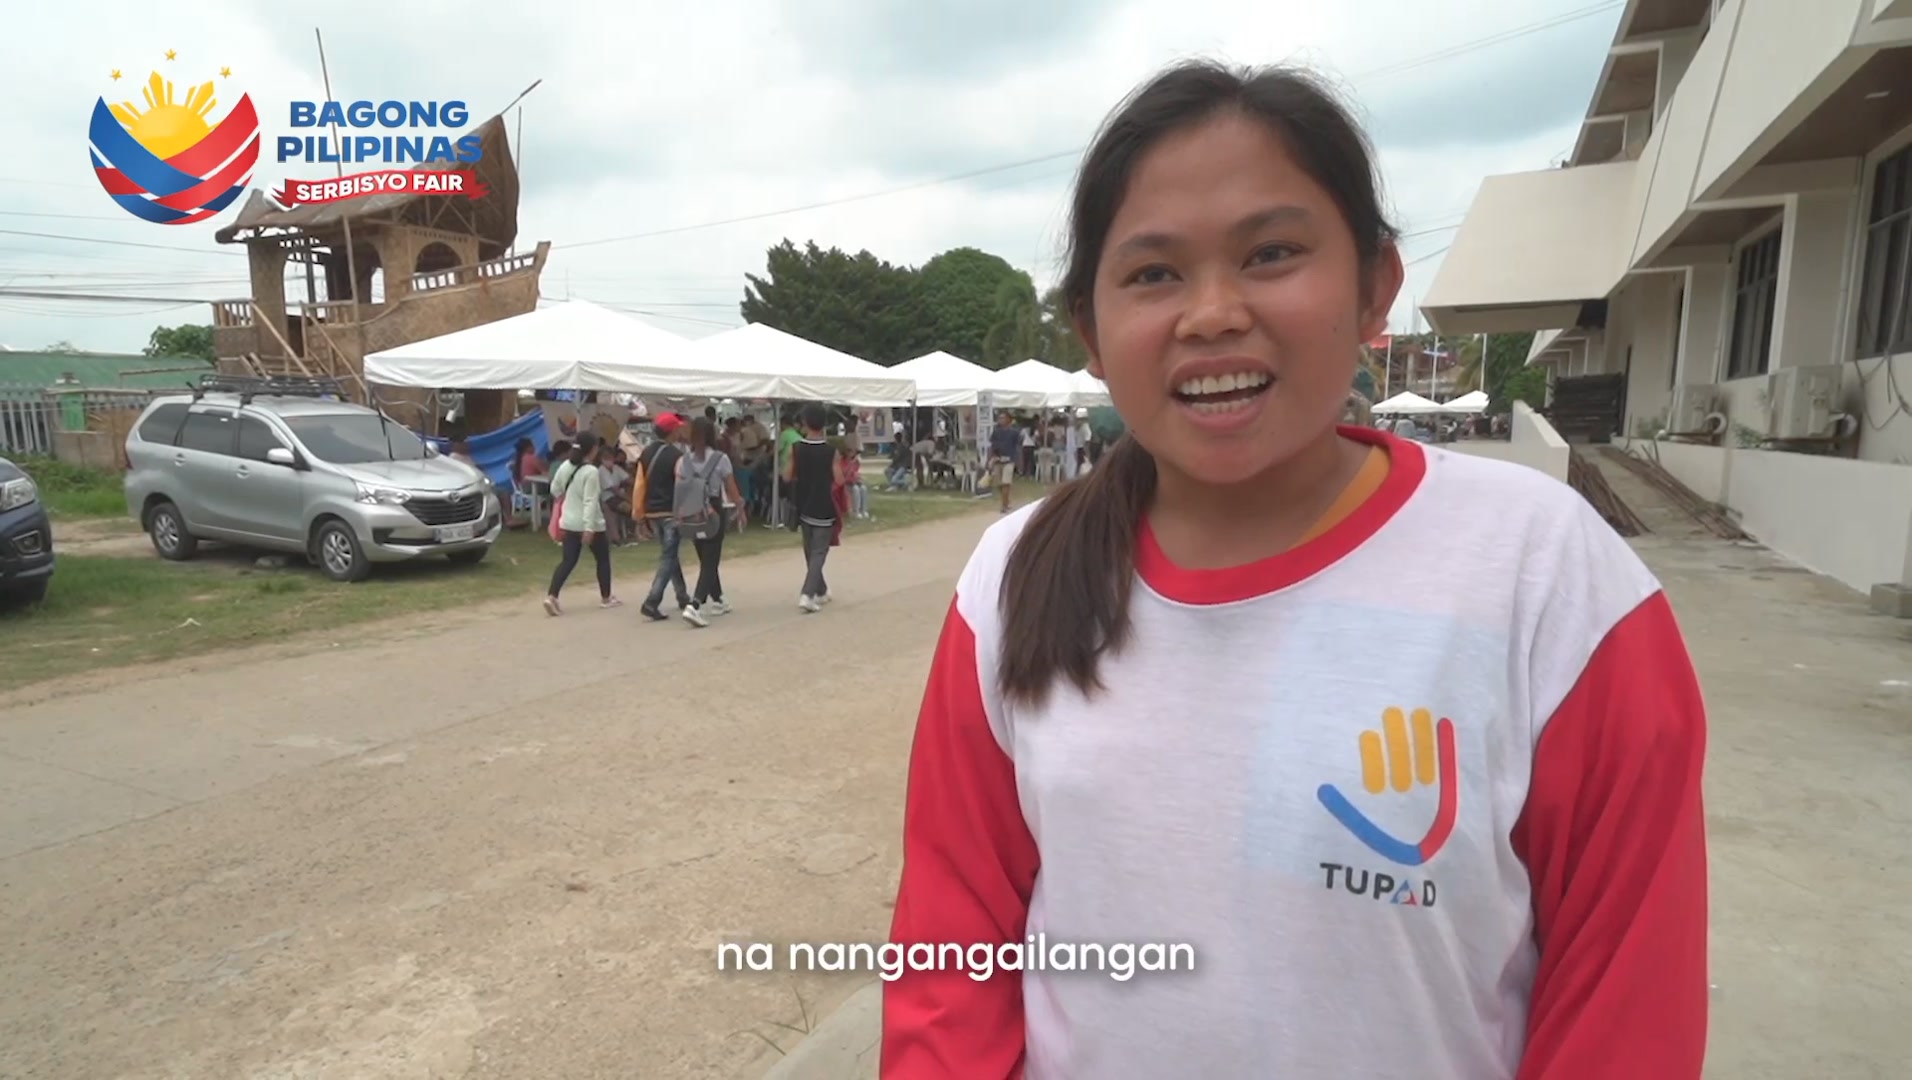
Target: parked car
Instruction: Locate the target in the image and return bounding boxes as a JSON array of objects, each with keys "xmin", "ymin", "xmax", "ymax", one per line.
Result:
[
  {"xmin": 123, "ymin": 375, "xmax": 501, "ymax": 582},
  {"xmin": 0, "ymin": 456, "xmax": 54, "ymax": 605}
]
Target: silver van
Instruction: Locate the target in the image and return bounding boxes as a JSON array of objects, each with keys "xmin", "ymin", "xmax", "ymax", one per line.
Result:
[{"xmin": 124, "ymin": 376, "xmax": 501, "ymax": 582}]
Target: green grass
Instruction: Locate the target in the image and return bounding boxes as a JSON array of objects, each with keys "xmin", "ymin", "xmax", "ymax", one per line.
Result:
[
  {"xmin": 9, "ymin": 456, "xmax": 125, "ymax": 519},
  {"xmin": 0, "ymin": 489, "xmax": 996, "ymax": 693}
]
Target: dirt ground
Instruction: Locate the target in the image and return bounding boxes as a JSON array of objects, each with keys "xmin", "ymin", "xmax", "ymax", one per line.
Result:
[{"xmin": 3, "ymin": 483, "xmax": 1910, "ymax": 1079}]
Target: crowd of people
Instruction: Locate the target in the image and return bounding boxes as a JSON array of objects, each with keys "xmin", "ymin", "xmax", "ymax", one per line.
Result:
[{"xmin": 510, "ymin": 403, "xmax": 858, "ymax": 627}]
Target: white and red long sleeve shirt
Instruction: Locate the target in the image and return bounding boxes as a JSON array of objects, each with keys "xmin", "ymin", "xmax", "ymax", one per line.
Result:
[{"xmin": 883, "ymin": 429, "xmax": 1709, "ymax": 1079}]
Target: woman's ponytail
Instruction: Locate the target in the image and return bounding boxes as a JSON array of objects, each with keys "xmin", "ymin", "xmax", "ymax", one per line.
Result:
[{"xmin": 997, "ymin": 435, "xmax": 1157, "ymax": 708}]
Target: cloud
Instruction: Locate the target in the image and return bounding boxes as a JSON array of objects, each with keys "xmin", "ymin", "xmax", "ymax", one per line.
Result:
[{"xmin": 0, "ymin": 0, "xmax": 1618, "ymax": 354}]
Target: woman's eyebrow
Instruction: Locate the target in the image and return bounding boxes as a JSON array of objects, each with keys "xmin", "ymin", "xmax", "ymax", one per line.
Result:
[{"xmin": 1109, "ymin": 205, "xmax": 1315, "ymax": 258}]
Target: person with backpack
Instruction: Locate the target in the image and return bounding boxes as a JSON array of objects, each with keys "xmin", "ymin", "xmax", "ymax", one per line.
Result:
[
  {"xmin": 633, "ymin": 413, "xmax": 694, "ymax": 622},
  {"xmin": 542, "ymin": 432, "xmax": 617, "ymax": 616},
  {"xmin": 676, "ymin": 417, "xmax": 747, "ymax": 628},
  {"xmin": 785, "ymin": 403, "xmax": 844, "ymax": 613}
]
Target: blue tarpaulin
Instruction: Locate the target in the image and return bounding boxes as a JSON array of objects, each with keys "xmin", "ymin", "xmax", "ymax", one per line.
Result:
[{"xmin": 423, "ymin": 408, "xmax": 549, "ymax": 490}]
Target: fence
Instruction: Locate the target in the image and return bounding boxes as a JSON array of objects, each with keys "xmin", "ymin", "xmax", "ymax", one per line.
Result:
[{"xmin": 0, "ymin": 385, "xmax": 158, "ymax": 461}]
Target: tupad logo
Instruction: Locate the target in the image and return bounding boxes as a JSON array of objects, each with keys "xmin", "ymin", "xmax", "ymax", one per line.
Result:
[{"xmin": 1319, "ymin": 863, "xmax": 1437, "ymax": 907}]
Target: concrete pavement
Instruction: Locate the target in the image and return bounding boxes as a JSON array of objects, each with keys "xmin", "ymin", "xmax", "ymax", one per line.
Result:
[{"xmin": 0, "ymin": 513, "xmax": 996, "ymax": 1079}]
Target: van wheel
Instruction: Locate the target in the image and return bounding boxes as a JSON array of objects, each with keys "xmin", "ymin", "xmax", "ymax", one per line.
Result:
[
  {"xmin": 148, "ymin": 501, "xmax": 198, "ymax": 561},
  {"xmin": 312, "ymin": 520, "xmax": 371, "ymax": 582}
]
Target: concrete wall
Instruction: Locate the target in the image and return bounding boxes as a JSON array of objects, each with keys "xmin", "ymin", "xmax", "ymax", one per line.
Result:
[
  {"xmin": 1457, "ymin": 402, "xmax": 1570, "ymax": 484},
  {"xmin": 1629, "ymin": 436, "xmax": 1912, "ymax": 596},
  {"xmin": 1696, "ymin": 0, "xmax": 1873, "ymax": 199}
]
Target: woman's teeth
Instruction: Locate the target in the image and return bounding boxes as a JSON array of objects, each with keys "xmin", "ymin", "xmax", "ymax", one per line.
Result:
[{"xmin": 1174, "ymin": 370, "xmax": 1272, "ymax": 413}]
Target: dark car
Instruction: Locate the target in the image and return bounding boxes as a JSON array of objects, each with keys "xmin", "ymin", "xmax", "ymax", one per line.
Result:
[{"xmin": 0, "ymin": 456, "xmax": 54, "ymax": 605}]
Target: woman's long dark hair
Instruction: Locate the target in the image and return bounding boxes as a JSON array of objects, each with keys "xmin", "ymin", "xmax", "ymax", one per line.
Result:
[
  {"xmin": 689, "ymin": 416, "xmax": 717, "ymax": 454},
  {"xmin": 997, "ymin": 60, "xmax": 1399, "ymax": 709},
  {"xmin": 566, "ymin": 431, "xmax": 599, "ymax": 469},
  {"xmin": 511, "ymin": 437, "xmax": 534, "ymax": 485}
]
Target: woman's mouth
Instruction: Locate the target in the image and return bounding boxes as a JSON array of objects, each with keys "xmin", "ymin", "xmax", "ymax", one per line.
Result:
[{"xmin": 1172, "ymin": 370, "xmax": 1274, "ymax": 415}]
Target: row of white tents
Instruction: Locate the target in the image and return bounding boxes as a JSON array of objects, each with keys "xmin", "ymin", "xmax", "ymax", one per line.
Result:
[
  {"xmin": 1372, "ymin": 389, "xmax": 1489, "ymax": 416},
  {"xmin": 362, "ymin": 299, "xmax": 1113, "ymax": 411}
]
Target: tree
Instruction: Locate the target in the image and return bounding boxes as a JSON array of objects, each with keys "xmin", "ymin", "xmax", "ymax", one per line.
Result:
[
  {"xmin": 917, "ymin": 248, "xmax": 1035, "ymax": 368},
  {"xmin": 144, "ymin": 323, "xmax": 216, "ymax": 361},
  {"xmin": 981, "ymin": 279, "xmax": 1045, "ymax": 369},
  {"xmin": 740, "ymin": 240, "xmax": 928, "ymax": 364},
  {"xmin": 1036, "ymin": 285, "xmax": 1091, "ymax": 371},
  {"xmin": 1482, "ymin": 331, "xmax": 1539, "ymax": 414},
  {"xmin": 41, "ymin": 340, "xmax": 81, "ymax": 354}
]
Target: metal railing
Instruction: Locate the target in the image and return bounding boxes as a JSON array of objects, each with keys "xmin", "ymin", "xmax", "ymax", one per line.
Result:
[{"xmin": 0, "ymin": 385, "xmax": 164, "ymax": 456}]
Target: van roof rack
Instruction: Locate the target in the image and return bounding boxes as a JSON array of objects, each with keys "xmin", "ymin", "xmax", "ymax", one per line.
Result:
[{"xmin": 193, "ymin": 373, "xmax": 347, "ymax": 405}]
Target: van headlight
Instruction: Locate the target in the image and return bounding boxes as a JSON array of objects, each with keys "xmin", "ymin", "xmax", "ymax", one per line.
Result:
[
  {"xmin": 0, "ymin": 476, "xmax": 38, "ymax": 512},
  {"xmin": 354, "ymin": 483, "xmax": 412, "ymax": 505}
]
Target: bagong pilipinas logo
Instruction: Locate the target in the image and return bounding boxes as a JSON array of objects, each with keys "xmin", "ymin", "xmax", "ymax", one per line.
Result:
[
  {"xmin": 269, "ymin": 98, "xmax": 490, "ymax": 210},
  {"xmin": 88, "ymin": 52, "xmax": 260, "ymax": 225},
  {"xmin": 1317, "ymin": 707, "xmax": 1458, "ymax": 904}
]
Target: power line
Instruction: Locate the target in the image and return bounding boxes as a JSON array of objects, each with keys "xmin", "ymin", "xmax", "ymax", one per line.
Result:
[
  {"xmin": 553, "ymin": 3, "xmax": 1621, "ymax": 251},
  {"xmin": 0, "ymin": 228, "xmax": 242, "ymax": 258}
]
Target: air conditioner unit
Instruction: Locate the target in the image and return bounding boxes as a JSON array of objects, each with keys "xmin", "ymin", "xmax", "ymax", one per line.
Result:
[
  {"xmin": 1766, "ymin": 365, "xmax": 1844, "ymax": 440},
  {"xmin": 1667, "ymin": 383, "xmax": 1722, "ymax": 434}
]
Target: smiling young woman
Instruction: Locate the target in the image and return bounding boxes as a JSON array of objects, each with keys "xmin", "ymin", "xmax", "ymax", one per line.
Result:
[{"xmin": 881, "ymin": 60, "xmax": 1710, "ymax": 1080}]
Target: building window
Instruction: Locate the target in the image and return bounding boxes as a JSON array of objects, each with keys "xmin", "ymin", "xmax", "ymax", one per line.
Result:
[
  {"xmin": 1855, "ymin": 144, "xmax": 1912, "ymax": 358},
  {"xmin": 1726, "ymin": 228, "xmax": 1781, "ymax": 380}
]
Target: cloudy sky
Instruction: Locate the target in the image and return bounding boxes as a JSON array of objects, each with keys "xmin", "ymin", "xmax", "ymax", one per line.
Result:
[{"xmin": 0, "ymin": 0, "xmax": 1621, "ymax": 356}]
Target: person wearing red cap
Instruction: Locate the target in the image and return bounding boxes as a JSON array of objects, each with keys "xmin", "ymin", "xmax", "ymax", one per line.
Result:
[{"xmin": 633, "ymin": 413, "xmax": 693, "ymax": 620}]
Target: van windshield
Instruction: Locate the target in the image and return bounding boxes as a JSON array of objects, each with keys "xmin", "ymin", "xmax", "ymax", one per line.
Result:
[{"xmin": 285, "ymin": 413, "xmax": 428, "ymax": 464}]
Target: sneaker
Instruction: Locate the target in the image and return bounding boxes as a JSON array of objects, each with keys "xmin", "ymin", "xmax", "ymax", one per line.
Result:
[
  {"xmin": 798, "ymin": 594, "xmax": 820, "ymax": 614},
  {"xmin": 706, "ymin": 598, "xmax": 731, "ymax": 616},
  {"xmin": 639, "ymin": 604, "xmax": 668, "ymax": 622},
  {"xmin": 600, "ymin": 596, "xmax": 623, "ymax": 609},
  {"xmin": 682, "ymin": 604, "xmax": 709, "ymax": 628},
  {"xmin": 816, "ymin": 593, "xmax": 832, "ymax": 606},
  {"xmin": 543, "ymin": 595, "xmax": 561, "ymax": 616}
]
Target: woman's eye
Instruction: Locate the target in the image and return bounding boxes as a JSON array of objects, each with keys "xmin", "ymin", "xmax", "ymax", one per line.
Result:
[
  {"xmin": 1248, "ymin": 244, "xmax": 1298, "ymax": 266},
  {"xmin": 1126, "ymin": 265, "xmax": 1176, "ymax": 285}
]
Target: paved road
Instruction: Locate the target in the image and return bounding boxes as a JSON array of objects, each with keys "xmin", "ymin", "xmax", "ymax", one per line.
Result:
[
  {"xmin": 1, "ymin": 513, "xmax": 994, "ymax": 1079},
  {"xmin": 3, "ymin": 489, "xmax": 1909, "ymax": 1079}
]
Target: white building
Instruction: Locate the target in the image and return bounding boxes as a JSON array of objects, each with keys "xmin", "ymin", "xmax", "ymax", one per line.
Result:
[{"xmin": 1424, "ymin": 0, "xmax": 1912, "ymax": 612}]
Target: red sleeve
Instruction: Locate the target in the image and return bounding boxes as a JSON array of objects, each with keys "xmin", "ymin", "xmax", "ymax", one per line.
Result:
[
  {"xmin": 1511, "ymin": 590, "xmax": 1710, "ymax": 1079},
  {"xmin": 882, "ymin": 599, "xmax": 1040, "ymax": 1079}
]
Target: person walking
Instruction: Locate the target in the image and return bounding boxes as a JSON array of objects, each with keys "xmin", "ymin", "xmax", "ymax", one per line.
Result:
[
  {"xmin": 633, "ymin": 413, "xmax": 693, "ymax": 622},
  {"xmin": 987, "ymin": 411, "xmax": 1021, "ymax": 515},
  {"xmin": 542, "ymin": 433, "xmax": 617, "ymax": 615},
  {"xmin": 677, "ymin": 417, "xmax": 746, "ymax": 628},
  {"xmin": 785, "ymin": 403, "xmax": 843, "ymax": 613}
]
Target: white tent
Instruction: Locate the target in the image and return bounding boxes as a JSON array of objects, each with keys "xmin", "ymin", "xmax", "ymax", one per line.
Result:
[
  {"xmin": 1373, "ymin": 391, "xmax": 1442, "ymax": 415},
  {"xmin": 680, "ymin": 323, "xmax": 916, "ymax": 406},
  {"xmin": 892, "ymin": 351, "xmax": 1046, "ymax": 409},
  {"xmin": 995, "ymin": 358, "xmax": 1079, "ymax": 409},
  {"xmin": 1440, "ymin": 389, "xmax": 1489, "ymax": 413},
  {"xmin": 363, "ymin": 300, "xmax": 692, "ymax": 390},
  {"xmin": 1062, "ymin": 367, "xmax": 1113, "ymax": 408}
]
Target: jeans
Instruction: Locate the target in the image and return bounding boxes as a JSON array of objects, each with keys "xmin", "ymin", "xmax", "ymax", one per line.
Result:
[
  {"xmin": 848, "ymin": 482, "xmax": 868, "ymax": 517},
  {"xmin": 800, "ymin": 521, "xmax": 832, "ymax": 599},
  {"xmin": 550, "ymin": 529, "xmax": 612, "ymax": 598},
  {"xmin": 691, "ymin": 527, "xmax": 725, "ymax": 604},
  {"xmin": 644, "ymin": 518, "xmax": 690, "ymax": 609}
]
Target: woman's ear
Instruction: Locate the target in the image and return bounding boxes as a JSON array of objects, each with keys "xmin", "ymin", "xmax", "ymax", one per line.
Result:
[
  {"xmin": 1072, "ymin": 302, "xmax": 1105, "ymax": 380},
  {"xmin": 1359, "ymin": 244, "xmax": 1407, "ymax": 343}
]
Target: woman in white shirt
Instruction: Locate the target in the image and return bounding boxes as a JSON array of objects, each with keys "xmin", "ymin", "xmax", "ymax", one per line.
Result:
[{"xmin": 543, "ymin": 432, "xmax": 619, "ymax": 615}]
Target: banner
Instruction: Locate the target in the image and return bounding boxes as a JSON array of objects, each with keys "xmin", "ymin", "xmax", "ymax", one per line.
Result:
[{"xmin": 273, "ymin": 169, "xmax": 488, "ymax": 207}]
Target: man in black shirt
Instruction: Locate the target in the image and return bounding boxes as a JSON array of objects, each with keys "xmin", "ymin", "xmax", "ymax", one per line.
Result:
[
  {"xmin": 785, "ymin": 403, "xmax": 843, "ymax": 613},
  {"xmin": 636, "ymin": 413, "xmax": 692, "ymax": 620},
  {"xmin": 987, "ymin": 411, "xmax": 1022, "ymax": 515}
]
